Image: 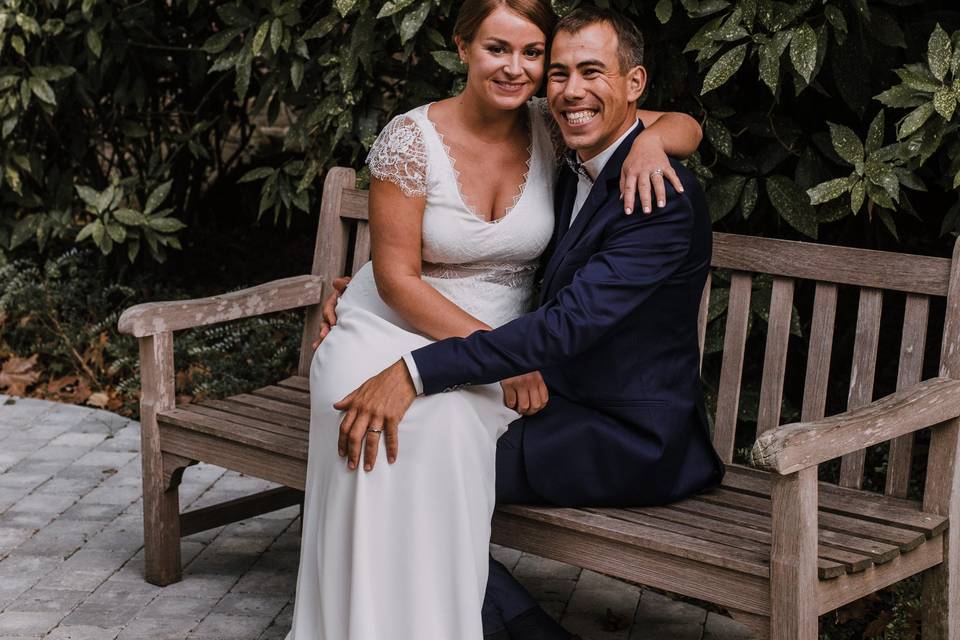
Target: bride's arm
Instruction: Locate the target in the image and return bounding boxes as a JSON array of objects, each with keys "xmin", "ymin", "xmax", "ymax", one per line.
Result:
[
  {"xmin": 369, "ymin": 177, "xmax": 492, "ymax": 341},
  {"xmin": 622, "ymin": 110, "xmax": 702, "ymax": 215}
]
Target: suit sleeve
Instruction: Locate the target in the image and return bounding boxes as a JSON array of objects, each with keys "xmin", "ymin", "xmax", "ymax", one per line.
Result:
[{"xmin": 411, "ymin": 193, "xmax": 696, "ymax": 395}]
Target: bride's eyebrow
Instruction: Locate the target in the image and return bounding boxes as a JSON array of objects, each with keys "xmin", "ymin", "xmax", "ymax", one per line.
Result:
[{"xmin": 482, "ymin": 37, "xmax": 545, "ymax": 48}]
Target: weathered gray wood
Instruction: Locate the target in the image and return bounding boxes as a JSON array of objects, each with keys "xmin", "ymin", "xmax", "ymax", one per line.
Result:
[
  {"xmin": 197, "ymin": 398, "xmax": 309, "ymax": 432},
  {"xmin": 839, "ymin": 288, "xmax": 883, "ymax": 489},
  {"xmin": 886, "ymin": 294, "xmax": 929, "ymax": 498},
  {"xmin": 299, "ymin": 167, "xmax": 355, "ymax": 376},
  {"xmin": 160, "ymin": 424, "xmax": 307, "ymax": 491},
  {"xmin": 800, "ymin": 283, "xmax": 837, "ymax": 422},
  {"xmin": 728, "ymin": 610, "xmax": 770, "ymax": 640},
  {"xmin": 228, "ymin": 393, "xmax": 311, "ymax": 420},
  {"xmin": 769, "ymin": 469, "xmax": 818, "ymax": 640},
  {"xmin": 723, "ymin": 465, "xmax": 947, "ymax": 537},
  {"xmin": 117, "ymin": 275, "xmax": 325, "ymax": 338},
  {"xmin": 714, "ymin": 272, "xmax": 752, "ymax": 462},
  {"xmin": 712, "ymin": 233, "xmax": 951, "ymax": 296},
  {"xmin": 180, "ymin": 487, "xmax": 302, "ymax": 536},
  {"xmin": 818, "ymin": 537, "xmax": 943, "ymax": 615},
  {"xmin": 694, "ymin": 488, "xmax": 927, "ymax": 552},
  {"xmin": 921, "ymin": 417, "xmax": 960, "ymax": 639},
  {"xmin": 757, "ymin": 277, "xmax": 795, "ymax": 436},
  {"xmin": 340, "ymin": 186, "xmax": 370, "ymax": 221},
  {"xmin": 277, "ymin": 375, "xmax": 310, "ymax": 392},
  {"xmin": 491, "ymin": 507, "xmax": 772, "ymax": 615},
  {"xmin": 751, "ymin": 377, "xmax": 960, "ymax": 475},
  {"xmin": 158, "ymin": 408, "xmax": 307, "ymax": 459},
  {"xmin": 138, "ymin": 332, "xmax": 181, "ymax": 586},
  {"xmin": 250, "ymin": 385, "xmax": 311, "ymax": 408},
  {"xmin": 351, "ymin": 222, "xmax": 372, "ymax": 275},
  {"xmin": 698, "ymin": 276, "xmax": 711, "ymax": 372}
]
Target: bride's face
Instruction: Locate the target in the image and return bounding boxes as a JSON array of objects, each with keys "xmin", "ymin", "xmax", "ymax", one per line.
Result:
[{"xmin": 456, "ymin": 6, "xmax": 547, "ymax": 112}]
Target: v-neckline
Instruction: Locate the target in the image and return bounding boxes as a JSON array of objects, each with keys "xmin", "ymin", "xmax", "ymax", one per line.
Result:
[{"xmin": 424, "ymin": 102, "xmax": 535, "ymax": 225}]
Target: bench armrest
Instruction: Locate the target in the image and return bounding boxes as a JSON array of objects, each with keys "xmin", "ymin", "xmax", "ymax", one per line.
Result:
[
  {"xmin": 117, "ymin": 275, "xmax": 326, "ymax": 337},
  {"xmin": 750, "ymin": 377, "xmax": 960, "ymax": 475}
]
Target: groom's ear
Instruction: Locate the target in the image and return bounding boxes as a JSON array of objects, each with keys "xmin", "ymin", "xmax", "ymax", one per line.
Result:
[{"xmin": 625, "ymin": 65, "xmax": 647, "ymax": 103}]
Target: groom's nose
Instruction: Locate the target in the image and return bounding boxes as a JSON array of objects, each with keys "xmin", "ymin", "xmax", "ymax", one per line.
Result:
[{"xmin": 563, "ymin": 73, "xmax": 586, "ymax": 100}]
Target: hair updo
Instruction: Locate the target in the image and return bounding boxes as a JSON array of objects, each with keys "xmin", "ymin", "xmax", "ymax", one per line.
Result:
[{"xmin": 453, "ymin": 0, "xmax": 556, "ymax": 43}]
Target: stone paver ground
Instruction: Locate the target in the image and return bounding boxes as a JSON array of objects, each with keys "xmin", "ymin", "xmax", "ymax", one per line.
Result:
[{"xmin": 0, "ymin": 396, "xmax": 753, "ymax": 639}]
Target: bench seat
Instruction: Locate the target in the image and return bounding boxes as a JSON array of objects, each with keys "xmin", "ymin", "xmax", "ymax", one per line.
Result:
[{"xmin": 155, "ymin": 376, "xmax": 948, "ymax": 620}]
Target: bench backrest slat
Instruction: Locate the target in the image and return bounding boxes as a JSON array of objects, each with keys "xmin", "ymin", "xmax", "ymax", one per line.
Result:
[
  {"xmin": 756, "ymin": 277, "xmax": 795, "ymax": 437},
  {"xmin": 697, "ymin": 277, "xmax": 711, "ymax": 372},
  {"xmin": 800, "ymin": 282, "xmax": 837, "ymax": 423},
  {"xmin": 713, "ymin": 233, "xmax": 950, "ymax": 296},
  {"xmin": 886, "ymin": 293, "xmax": 930, "ymax": 497},
  {"xmin": 713, "ymin": 272, "xmax": 752, "ymax": 462},
  {"xmin": 837, "ymin": 288, "xmax": 883, "ymax": 489}
]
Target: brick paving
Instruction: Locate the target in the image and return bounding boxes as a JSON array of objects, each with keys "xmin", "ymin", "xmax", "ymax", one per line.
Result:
[{"xmin": 0, "ymin": 396, "xmax": 753, "ymax": 639}]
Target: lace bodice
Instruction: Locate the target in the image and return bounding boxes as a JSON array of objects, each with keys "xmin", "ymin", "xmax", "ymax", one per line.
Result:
[{"xmin": 355, "ymin": 101, "xmax": 557, "ymax": 328}]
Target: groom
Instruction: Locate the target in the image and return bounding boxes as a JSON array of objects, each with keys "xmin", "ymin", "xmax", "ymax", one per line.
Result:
[{"xmin": 335, "ymin": 7, "xmax": 724, "ymax": 639}]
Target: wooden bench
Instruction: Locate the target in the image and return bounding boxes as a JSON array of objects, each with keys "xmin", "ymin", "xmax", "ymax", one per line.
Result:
[{"xmin": 118, "ymin": 166, "xmax": 960, "ymax": 639}]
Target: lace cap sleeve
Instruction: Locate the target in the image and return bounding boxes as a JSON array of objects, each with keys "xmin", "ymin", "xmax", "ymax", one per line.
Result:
[
  {"xmin": 366, "ymin": 115, "xmax": 427, "ymax": 198},
  {"xmin": 529, "ymin": 97, "xmax": 564, "ymax": 157}
]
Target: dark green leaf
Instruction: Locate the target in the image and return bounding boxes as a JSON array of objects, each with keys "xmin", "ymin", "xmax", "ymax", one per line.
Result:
[
  {"xmin": 239, "ymin": 167, "xmax": 275, "ymax": 183},
  {"xmin": 252, "ymin": 21, "xmax": 270, "ymax": 55},
  {"xmin": 27, "ymin": 77, "xmax": 55, "ymax": 105},
  {"xmin": 875, "ymin": 84, "xmax": 926, "ymax": 109},
  {"xmin": 865, "ymin": 111, "xmax": 885, "ymax": 154},
  {"xmin": 850, "ymin": 179, "xmax": 866, "ymax": 213},
  {"xmin": 824, "ymin": 5, "xmax": 847, "ymax": 43},
  {"xmin": 766, "ymin": 175, "xmax": 818, "ymax": 238},
  {"xmin": 202, "ymin": 28, "xmax": 243, "ymax": 54},
  {"xmin": 789, "ymin": 23, "xmax": 817, "ymax": 86},
  {"xmin": 377, "ymin": 0, "xmax": 418, "ymax": 18},
  {"xmin": 898, "ymin": 102, "xmax": 935, "ymax": 138},
  {"xmin": 431, "ymin": 51, "xmax": 466, "ymax": 74},
  {"xmin": 933, "ymin": 86, "xmax": 956, "ymax": 120},
  {"xmin": 707, "ymin": 175, "xmax": 746, "ymax": 221},
  {"xmin": 827, "ymin": 122, "xmax": 863, "ymax": 166},
  {"xmin": 758, "ymin": 31, "xmax": 791, "ymax": 94},
  {"xmin": 145, "ymin": 181, "xmax": 172, "ymax": 215},
  {"xmin": 870, "ymin": 10, "xmax": 907, "ymax": 49},
  {"xmin": 399, "ymin": 1, "xmax": 429, "ymax": 44},
  {"xmin": 148, "ymin": 217, "xmax": 187, "ymax": 233},
  {"xmin": 701, "ymin": 43, "xmax": 748, "ymax": 94},
  {"xmin": 928, "ymin": 24, "xmax": 952, "ymax": 81},
  {"xmin": 270, "ymin": 18, "xmax": 283, "ymax": 53},
  {"xmin": 335, "ymin": 0, "xmax": 359, "ymax": 17},
  {"xmin": 85, "ymin": 30, "xmax": 101, "ymax": 58},
  {"xmin": 705, "ymin": 117, "xmax": 733, "ymax": 156},
  {"xmin": 740, "ymin": 178, "xmax": 758, "ymax": 218},
  {"xmin": 807, "ymin": 176, "xmax": 854, "ymax": 205},
  {"xmin": 655, "ymin": 0, "xmax": 674, "ymax": 24}
]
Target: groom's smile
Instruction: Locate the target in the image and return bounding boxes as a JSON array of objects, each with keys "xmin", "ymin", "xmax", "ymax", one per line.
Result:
[{"xmin": 546, "ymin": 21, "xmax": 646, "ymax": 161}]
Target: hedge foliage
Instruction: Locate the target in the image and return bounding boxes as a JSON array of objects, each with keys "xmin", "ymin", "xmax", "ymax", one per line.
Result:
[{"xmin": 0, "ymin": 0, "xmax": 958, "ymax": 263}]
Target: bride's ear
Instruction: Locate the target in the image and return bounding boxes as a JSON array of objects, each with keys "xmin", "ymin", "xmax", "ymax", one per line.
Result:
[{"xmin": 454, "ymin": 36, "xmax": 468, "ymax": 64}]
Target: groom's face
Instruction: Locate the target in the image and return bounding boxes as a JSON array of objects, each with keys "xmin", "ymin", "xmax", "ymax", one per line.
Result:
[{"xmin": 546, "ymin": 22, "xmax": 646, "ymax": 161}]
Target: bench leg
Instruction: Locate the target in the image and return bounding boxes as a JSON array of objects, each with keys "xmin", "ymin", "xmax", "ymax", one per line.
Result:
[
  {"xmin": 142, "ymin": 458, "xmax": 183, "ymax": 586},
  {"xmin": 138, "ymin": 332, "xmax": 182, "ymax": 586},
  {"xmin": 922, "ymin": 417, "xmax": 960, "ymax": 639},
  {"xmin": 770, "ymin": 468, "xmax": 818, "ymax": 640}
]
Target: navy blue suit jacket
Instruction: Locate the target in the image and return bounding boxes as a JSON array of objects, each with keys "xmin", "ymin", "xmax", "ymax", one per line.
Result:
[{"xmin": 411, "ymin": 123, "xmax": 724, "ymax": 506}]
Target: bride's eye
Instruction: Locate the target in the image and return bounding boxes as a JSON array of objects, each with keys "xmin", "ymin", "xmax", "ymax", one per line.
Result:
[
  {"xmin": 486, "ymin": 45, "xmax": 505, "ymax": 55},
  {"xmin": 524, "ymin": 48, "xmax": 544, "ymax": 59}
]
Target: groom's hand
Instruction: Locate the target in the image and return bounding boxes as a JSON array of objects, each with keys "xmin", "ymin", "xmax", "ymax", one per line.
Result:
[
  {"xmin": 334, "ymin": 360, "xmax": 417, "ymax": 472},
  {"xmin": 500, "ymin": 371, "xmax": 549, "ymax": 416}
]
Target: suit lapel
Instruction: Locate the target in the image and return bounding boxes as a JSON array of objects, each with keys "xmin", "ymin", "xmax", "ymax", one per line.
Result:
[{"xmin": 540, "ymin": 121, "xmax": 646, "ymax": 299}]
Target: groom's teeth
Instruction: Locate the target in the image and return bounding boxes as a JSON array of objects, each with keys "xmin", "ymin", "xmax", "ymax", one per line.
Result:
[{"xmin": 565, "ymin": 110, "xmax": 597, "ymax": 125}]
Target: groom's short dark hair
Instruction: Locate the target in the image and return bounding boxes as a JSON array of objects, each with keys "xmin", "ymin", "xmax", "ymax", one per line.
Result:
[{"xmin": 554, "ymin": 7, "xmax": 644, "ymax": 71}]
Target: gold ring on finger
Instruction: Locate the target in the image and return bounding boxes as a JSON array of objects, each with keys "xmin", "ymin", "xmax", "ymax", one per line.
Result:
[
  {"xmin": 366, "ymin": 427, "xmax": 384, "ymax": 435},
  {"xmin": 651, "ymin": 168, "xmax": 664, "ymax": 177}
]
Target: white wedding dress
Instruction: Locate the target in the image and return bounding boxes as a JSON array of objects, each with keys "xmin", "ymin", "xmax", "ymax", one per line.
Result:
[{"xmin": 286, "ymin": 100, "xmax": 557, "ymax": 640}]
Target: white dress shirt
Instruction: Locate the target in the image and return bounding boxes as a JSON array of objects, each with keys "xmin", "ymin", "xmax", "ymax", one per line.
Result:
[{"xmin": 402, "ymin": 119, "xmax": 640, "ymax": 395}]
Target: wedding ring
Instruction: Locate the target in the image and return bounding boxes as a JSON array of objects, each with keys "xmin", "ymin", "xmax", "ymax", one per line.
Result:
[
  {"xmin": 651, "ymin": 168, "xmax": 664, "ymax": 177},
  {"xmin": 366, "ymin": 427, "xmax": 384, "ymax": 434}
]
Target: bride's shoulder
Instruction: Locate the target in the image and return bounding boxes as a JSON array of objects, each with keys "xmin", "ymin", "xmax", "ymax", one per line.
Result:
[{"xmin": 367, "ymin": 106, "xmax": 432, "ymax": 198}]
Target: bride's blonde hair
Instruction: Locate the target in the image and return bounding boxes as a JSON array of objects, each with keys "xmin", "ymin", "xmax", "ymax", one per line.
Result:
[{"xmin": 453, "ymin": 0, "xmax": 556, "ymax": 43}]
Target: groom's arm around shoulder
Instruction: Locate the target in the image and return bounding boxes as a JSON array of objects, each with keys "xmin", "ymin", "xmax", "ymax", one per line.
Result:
[{"xmin": 412, "ymin": 158, "xmax": 708, "ymax": 395}]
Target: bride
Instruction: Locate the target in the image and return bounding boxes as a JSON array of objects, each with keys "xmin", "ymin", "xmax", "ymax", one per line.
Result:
[{"xmin": 286, "ymin": 2, "xmax": 702, "ymax": 638}]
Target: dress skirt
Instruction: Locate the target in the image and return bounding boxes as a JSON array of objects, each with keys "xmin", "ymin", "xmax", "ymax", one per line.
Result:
[{"xmin": 285, "ymin": 272, "xmax": 517, "ymax": 640}]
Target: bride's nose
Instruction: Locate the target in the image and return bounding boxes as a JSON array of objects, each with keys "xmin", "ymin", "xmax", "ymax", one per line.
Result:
[{"xmin": 502, "ymin": 53, "xmax": 522, "ymax": 77}]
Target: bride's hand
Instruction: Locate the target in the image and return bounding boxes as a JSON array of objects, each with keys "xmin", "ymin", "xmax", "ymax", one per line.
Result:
[
  {"xmin": 312, "ymin": 276, "xmax": 351, "ymax": 349},
  {"xmin": 620, "ymin": 130, "xmax": 685, "ymax": 217},
  {"xmin": 500, "ymin": 371, "xmax": 548, "ymax": 416},
  {"xmin": 334, "ymin": 360, "xmax": 417, "ymax": 472}
]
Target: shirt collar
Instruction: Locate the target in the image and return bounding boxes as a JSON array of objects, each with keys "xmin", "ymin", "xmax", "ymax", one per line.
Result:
[{"xmin": 577, "ymin": 117, "xmax": 641, "ymax": 182}]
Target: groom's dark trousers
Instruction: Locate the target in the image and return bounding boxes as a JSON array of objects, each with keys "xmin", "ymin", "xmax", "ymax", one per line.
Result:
[{"xmin": 410, "ymin": 123, "xmax": 725, "ymax": 632}]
